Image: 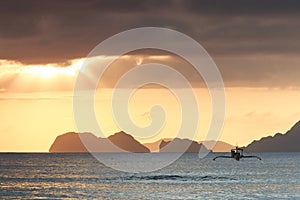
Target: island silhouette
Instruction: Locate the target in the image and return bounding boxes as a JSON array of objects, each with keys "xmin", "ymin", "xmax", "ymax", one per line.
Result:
[
  {"xmin": 143, "ymin": 139, "xmax": 234, "ymax": 152},
  {"xmin": 159, "ymin": 138, "xmax": 209, "ymax": 153},
  {"xmin": 49, "ymin": 121, "xmax": 300, "ymax": 153},
  {"xmin": 50, "ymin": 132, "xmax": 234, "ymax": 153},
  {"xmin": 49, "ymin": 131, "xmax": 150, "ymax": 153}
]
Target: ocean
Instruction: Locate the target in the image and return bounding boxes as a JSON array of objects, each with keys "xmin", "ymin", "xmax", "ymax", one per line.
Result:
[{"xmin": 0, "ymin": 152, "xmax": 299, "ymax": 199}]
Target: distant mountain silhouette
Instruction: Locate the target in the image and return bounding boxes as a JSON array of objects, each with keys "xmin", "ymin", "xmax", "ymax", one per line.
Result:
[
  {"xmin": 108, "ymin": 131, "xmax": 150, "ymax": 152},
  {"xmin": 201, "ymin": 141, "xmax": 235, "ymax": 152},
  {"xmin": 159, "ymin": 138, "xmax": 209, "ymax": 153},
  {"xmin": 49, "ymin": 132, "xmax": 150, "ymax": 153},
  {"xmin": 51, "ymin": 122, "xmax": 300, "ymax": 153},
  {"xmin": 143, "ymin": 139, "xmax": 173, "ymax": 152},
  {"xmin": 50, "ymin": 132, "xmax": 89, "ymax": 152},
  {"xmin": 245, "ymin": 121, "xmax": 300, "ymax": 152},
  {"xmin": 143, "ymin": 139, "xmax": 233, "ymax": 152}
]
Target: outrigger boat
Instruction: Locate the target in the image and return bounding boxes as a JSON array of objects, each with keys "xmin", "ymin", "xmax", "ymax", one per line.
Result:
[{"xmin": 213, "ymin": 147, "xmax": 262, "ymax": 161}]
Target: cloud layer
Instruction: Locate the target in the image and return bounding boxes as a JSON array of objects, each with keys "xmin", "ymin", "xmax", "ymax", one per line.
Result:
[
  {"xmin": 1, "ymin": 0, "xmax": 300, "ymax": 63},
  {"xmin": 1, "ymin": 0, "xmax": 300, "ymax": 89}
]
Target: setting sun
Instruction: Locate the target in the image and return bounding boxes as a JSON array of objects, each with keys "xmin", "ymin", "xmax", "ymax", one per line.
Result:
[
  {"xmin": 21, "ymin": 66, "xmax": 69, "ymax": 79},
  {"xmin": 20, "ymin": 61, "xmax": 82, "ymax": 79}
]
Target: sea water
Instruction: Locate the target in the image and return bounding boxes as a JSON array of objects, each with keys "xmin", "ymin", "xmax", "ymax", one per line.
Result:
[{"xmin": 0, "ymin": 153, "xmax": 300, "ymax": 199}]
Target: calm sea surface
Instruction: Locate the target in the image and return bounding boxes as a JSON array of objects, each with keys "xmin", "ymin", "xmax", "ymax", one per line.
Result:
[{"xmin": 0, "ymin": 153, "xmax": 300, "ymax": 199}]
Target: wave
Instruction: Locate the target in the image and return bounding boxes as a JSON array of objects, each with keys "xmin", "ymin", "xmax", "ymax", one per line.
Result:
[
  {"xmin": 119, "ymin": 174, "xmax": 236, "ymax": 182},
  {"xmin": 0, "ymin": 175, "xmax": 236, "ymax": 184}
]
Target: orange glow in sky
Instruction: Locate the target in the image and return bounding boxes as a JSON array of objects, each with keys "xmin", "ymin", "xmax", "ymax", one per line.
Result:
[{"xmin": 1, "ymin": 57, "xmax": 300, "ymax": 152}]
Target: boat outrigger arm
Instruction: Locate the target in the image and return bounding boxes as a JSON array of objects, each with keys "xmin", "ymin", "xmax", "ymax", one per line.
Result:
[{"xmin": 213, "ymin": 147, "xmax": 262, "ymax": 161}]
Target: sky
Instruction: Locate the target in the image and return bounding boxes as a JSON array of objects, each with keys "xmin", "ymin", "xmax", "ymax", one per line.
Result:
[{"xmin": 1, "ymin": 0, "xmax": 300, "ymax": 152}]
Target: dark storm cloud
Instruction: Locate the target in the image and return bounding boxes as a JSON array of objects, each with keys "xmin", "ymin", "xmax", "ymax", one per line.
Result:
[
  {"xmin": 0, "ymin": 0, "xmax": 177, "ymax": 63},
  {"xmin": 1, "ymin": 0, "xmax": 300, "ymax": 88},
  {"xmin": 1, "ymin": 0, "xmax": 300, "ymax": 64},
  {"xmin": 184, "ymin": 0, "xmax": 300, "ymax": 16}
]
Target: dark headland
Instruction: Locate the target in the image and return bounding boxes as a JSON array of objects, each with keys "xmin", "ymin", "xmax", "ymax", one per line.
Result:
[{"xmin": 245, "ymin": 121, "xmax": 300, "ymax": 152}]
